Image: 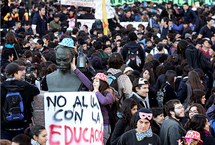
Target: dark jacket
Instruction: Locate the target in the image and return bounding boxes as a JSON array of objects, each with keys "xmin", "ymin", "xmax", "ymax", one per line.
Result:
[
  {"xmin": 32, "ymin": 12, "xmax": 47, "ymax": 38},
  {"xmin": 121, "ymin": 15, "xmax": 134, "ymax": 22},
  {"xmin": 182, "ymin": 8, "xmax": 197, "ymax": 25},
  {"xmin": 121, "ymin": 41, "xmax": 145, "ymax": 71},
  {"xmin": 185, "ymin": 45, "xmax": 200, "ymax": 69},
  {"xmin": 177, "ymin": 77, "xmax": 188, "ymax": 103},
  {"xmin": 156, "ymin": 74, "xmax": 165, "ymax": 90},
  {"xmin": 162, "ymin": 82, "xmax": 177, "ymax": 105},
  {"xmin": 2, "ymin": 44, "xmax": 21, "ymax": 60},
  {"xmin": 117, "ymin": 129, "xmax": 161, "ymax": 145},
  {"xmin": 160, "ymin": 116, "xmax": 186, "ymax": 145},
  {"xmin": 78, "ymin": 13, "xmax": 94, "ymax": 19},
  {"xmin": 129, "ymin": 92, "xmax": 149, "ymax": 109},
  {"xmin": 92, "ymin": 20, "xmax": 103, "ymax": 31},
  {"xmin": 1, "ymin": 79, "xmax": 40, "ymax": 130},
  {"xmin": 111, "ymin": 118, "xmax": 128, "ymax": 145},
  {"xmin": 201, "ymin": 130, "xmax": 215, "ymax": 145},
  {"xmin": 151, "ymin": 120, "xmax": 161, "ymax": 136}
]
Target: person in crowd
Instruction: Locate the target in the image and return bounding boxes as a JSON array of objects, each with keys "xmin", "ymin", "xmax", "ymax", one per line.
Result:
[
  {"xmin": 160, "ymin": 99, "xmax": 186, "ymax": 145},
  {"xmin": 106, "ymin": 52, "xmax": 133, "ymax": 99},
  {"xmin": 141, "ymin": 68, "xmax": 157, "ymax": 107},
  {"xmin": 198, "ymin": 17, "xmax": 215, "ymax": 39},
  {"xmin": 178, "ymin": 130, "xmax": 203, "ymax": 145},
  {"xmin": 151, "ymin": 108, "xmax": 164, "ymax": 135},
  {"xmin": 199, "ymin": 38, "xmax": 212, "ymax": 57},
  {"xmin": 11, "ymin": 134, "xmax": 31, "ymax": 145},
  {"xmin": 32, "ymin": 6, "xmax": 48, "ymax": 38},
  {"xmin": 1, "ymin": 63, "xmax": 40, "ymax": 140},
  {"xmin": 117, "ymin": 108, "xmax": 162, "ymax": 145},
  {"xmin": 209, "ymin": 44, "xmax": 215, "ymax": 61},
  {"xmin": 121, "ymin": 31, "xmax": 145, "ymax": 72},
  {"xmin": 185, "ymin": 114, "xmax": 215, "ymax": 145},
  {"xmin": 160, "ymin": 70, "xmax": 177, "ymax": 105},
  {"xmin": 206, "ymin": 94, "xmax": 215, "ymax": 120},
  {"xmin": 4, "ymin": 5, "xmax": 19, "ymax": 28},
  {"xmin": 121, "ymin": 10, "xmax": 134, "ymax": 22},
  {"xmin": 25, "ymin": 125, "xmax": 48, "ymax": 145},
  {"xmin": 49, "ymin": 14, "xmax": 61, "ymax": 29},
  {"xmin": 71, "ymin": 57, "xmax": 114, "ymax": 145},
  {"xmin": 153, "ymin": 43, "xmax": 170, "ymax": 59},
  {"xmin": 111, "ymin": 98, "xmax": 138, "ymax": 145},
  {"xmin": 181, "ymin": 3, "xmax": 197, "ymax": 27},
  {"xmin": 178, "ymin": 70, "xmax": 205, "ymax": 108},
  {"xmin": 189, "ymin": 90, "xmax": 206, "ymax": 106},
  {"xmin": 129, "ymin": 78, "xmax": 150, "ymax": 109}
]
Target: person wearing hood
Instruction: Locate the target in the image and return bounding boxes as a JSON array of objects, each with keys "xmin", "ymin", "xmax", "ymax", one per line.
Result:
[
  {"xmin": 121, "ymin": 31, "xmax": 145, "ymax": 72},
  {"xmin": 1, "ymin": 63, "xmax": 40, "ymax": 140},
  {"xmin": 129, "ymin": 78, "xmax": 150, "ymax": 109}
]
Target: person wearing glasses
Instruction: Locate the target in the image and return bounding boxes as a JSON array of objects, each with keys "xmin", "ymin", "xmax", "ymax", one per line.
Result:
[{"xmin": 160, "ymin": 99, "xmax": 186, "ymax": 145}]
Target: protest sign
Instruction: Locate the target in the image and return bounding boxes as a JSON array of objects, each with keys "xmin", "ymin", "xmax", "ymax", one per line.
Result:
[
  {"xmin": 61, "ymin": 0, "xmax": 110, "ymax": 7},
  {"xmin": 44, "ymin": 92, "xmax": 103, "ymax": 145},
  {"xmin": 68, "ymin": 19, "xmax": 148, "ymax": 31}
]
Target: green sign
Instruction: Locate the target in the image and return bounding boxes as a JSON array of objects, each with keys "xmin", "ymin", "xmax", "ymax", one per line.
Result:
[{"xmin": 110, "ymin": 0, "xmax": 215, "ymax": 6}]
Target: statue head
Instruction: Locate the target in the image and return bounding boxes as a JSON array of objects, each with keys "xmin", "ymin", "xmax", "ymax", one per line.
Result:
[{"xmin": 55, "ymin": 45, "xmax": 76, "ymax": 73}]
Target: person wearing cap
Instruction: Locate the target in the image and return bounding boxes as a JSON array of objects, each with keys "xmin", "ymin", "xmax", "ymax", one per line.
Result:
[
  {"xmin": 160, "ymin": 99, "xmax": 186, "ymax": 145},
  {"xmin": 123, "ymin": 66, "xmax": 133, "ymax": 75},
  {"xmin": 178, "ymin": 130, "xmax": 203, "ymax": 145},
  {"xmin": 71, "ymin": 57, "xmax": 114, "ymax": 145},
  {"xmin": 129, "ymin": 78, "xmax": 150, "ymax": 109},
  {"xmin": 209, "ymin": 44, "xmax": 215, "ymax": 61},
  {"xmin": 121, "ymin": 31, "xmax": 145, "ymax": 71},
  {"xmin": 199, "ymin": 39, "xmax": 212, "ymax": 57},
  {"xmin": 1, "ymin": 63, "xmax": 40, "ymax": 140},
  {"xmin": 153, "ymin": 43, "xmax": 170, "ymax": 59},
  {"xmin": 49, "ymin": 14, "xmax": 61, "ymax": 29},
  {"xmin": 117, "ymin": 108, "xmax": 161, "ymax": 145},
  {"xmin": 32, "ymin": 6, "xmax": 48, "ymax": 38}
]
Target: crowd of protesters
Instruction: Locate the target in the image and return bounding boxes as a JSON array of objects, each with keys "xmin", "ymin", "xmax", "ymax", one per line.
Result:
[{"xmin": 1, "ymin": 0, "xmax": 215, "ymax": 145}]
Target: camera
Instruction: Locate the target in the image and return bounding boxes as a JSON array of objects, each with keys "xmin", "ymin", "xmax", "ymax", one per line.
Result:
[{"xmin": 25, "ymin": 66, "xmax": 36, "ymax": 84}]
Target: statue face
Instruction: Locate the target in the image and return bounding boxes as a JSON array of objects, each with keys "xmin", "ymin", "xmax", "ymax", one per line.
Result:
[{"xmin": 56, "ymin": 48, "xmax": 72, "ymax": 72}]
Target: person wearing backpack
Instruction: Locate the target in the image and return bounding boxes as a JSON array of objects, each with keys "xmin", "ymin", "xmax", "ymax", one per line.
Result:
[
  {"xmin": 1, "ymin": 63, "xmax": 40, "ymax": 140},
  {"xmin": 121, "ymin": 31, "xmax": 145, "ymax": 72},
  {"xmin": 198, "ymin": 17, "xmax": 215, "ymax": 39},
  {"xmin": 71, "ymin": 58, "xmax": 115, "ymax": 145},
  {"xmin": 106, "ymin": 52, "xmax": 132, "ymax": 101}
]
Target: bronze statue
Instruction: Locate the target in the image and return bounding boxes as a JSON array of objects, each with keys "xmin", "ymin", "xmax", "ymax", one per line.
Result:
[{"xmin": 46, "ymin": 39, "xmax": 82, "ymax": 92}]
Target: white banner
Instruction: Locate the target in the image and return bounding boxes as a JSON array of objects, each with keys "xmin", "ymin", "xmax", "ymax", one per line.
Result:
[
  {"xmin": 44, "ymin": 92, "xmax": 103, "ymax": 145},
  {"xmin": 95, "ymin": 4, "xmax": 115, "ymax": 19},
  {"xmin": 61, "ymin": 0, "xmax": 110, "ymax": 8},
  {"xmin": 68, "ymin": 19, "xmax": 148, "ymax": 31}
]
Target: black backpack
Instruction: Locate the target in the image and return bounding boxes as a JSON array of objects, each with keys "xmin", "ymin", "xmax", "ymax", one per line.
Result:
[
  {"xmin": 2, "ymin": 92, "xmax": 25, "ymax": 123},
  {"xmin": 125, "ymin": 50, "xmax": 142, "ymax": 70},
  {"xmin": 197, "ymin": 50, "xmax": 212, "ymax": 72}
]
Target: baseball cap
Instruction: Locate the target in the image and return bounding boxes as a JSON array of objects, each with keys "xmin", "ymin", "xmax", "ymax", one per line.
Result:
[
  {"xmin": 182, "ymin": 130, "xmax": 203, "ymax": 143},
  {"xmin": 157, "ymin": 43, "xmax": 165, "ymax": 51},
  {"xmin": 5, "ymin": 63, "xmax": 25, "ymax": 75},
  {"xmin": 92, "ymin": 73, "xmax": 108, "ymax": 83},
  {"xmin": 123, "ymin": 67, "xmax": 134, "ymax": 73},
  {"xmin": 133, "ymin": 78, "xmax": 150, "ymax": 88}
]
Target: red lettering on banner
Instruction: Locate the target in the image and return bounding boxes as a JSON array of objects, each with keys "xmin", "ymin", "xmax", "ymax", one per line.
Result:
[
  {"xmin": 49, "ymin": 124, "xmax": 103, "ymax": 144},
  {"xmin": 65, "ymin": 125, "xmax": 73, "ymax": 145},
  {"xmin": 74, "ymin": 127, "xmax": 82, "ymax": 143},
  {"xmin": 49, "ymin": 124, "xmax": 61, "ymax": 145},
  {"xmin": 95, "ymin": 129, "xmax": 99, "ymax": 142},
  {"xmin": 83, "ymin": 128, "xmax": 89, "ymax": 142},
  {"xmin": 90, "ymin": 127, "xmax": 95, "ymax": 143}
]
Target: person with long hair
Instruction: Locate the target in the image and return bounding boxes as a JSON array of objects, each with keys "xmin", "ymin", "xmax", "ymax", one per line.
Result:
[
  {"xmin": 160, "ymin": 70, "xmax": 177, "ymax": 105},
  {"xmin": 141, "ymin": 68, "xmax": 157, "ymax": 107},
  {"xmin": 2, "ymin": 32, "xmax": 20, "ymax": 60},
  {"xmin": 178, "ymin": 71, "xmax": 205, "ymax": 109},
  {"xmin": 71, "ymin": 58, "xmax": 115, "ymax": 145},
  {"xmin": 110, "ymin": 98, "xmax": 138, "ymax": 145},
  {"xmin": 189, "ymin": 90, "xmax": 206, "ymax": 106},
  {"xmin": 206, "ymin": 94, "xmax": 215, "ymax": 121},
  {"xmin": 25, "ymin": 125, "xmax": 48, "ymax": 145},
  {"xmin": 185, "ymin": 114, "xmax": 215, "ymax": 145}
]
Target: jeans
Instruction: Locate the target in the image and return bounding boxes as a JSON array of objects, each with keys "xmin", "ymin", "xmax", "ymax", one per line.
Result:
[{"xmin": 103, "ymin": 125, "xmax": 111, "ymax": 145}]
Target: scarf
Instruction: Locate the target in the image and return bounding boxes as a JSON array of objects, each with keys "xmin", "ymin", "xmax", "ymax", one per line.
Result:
[
  {"xmin": 136, "ymin": 128, "xmax": 153, "ymax": 141},
  {"xmin": 31, "ymin": 139, "xmax": 40, "ymax": 145}
]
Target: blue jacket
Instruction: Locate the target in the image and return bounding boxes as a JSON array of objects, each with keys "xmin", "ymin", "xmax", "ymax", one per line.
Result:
[{"xmin": 182, "ymin": 9, "xmax": 197, "ymax": 25}]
